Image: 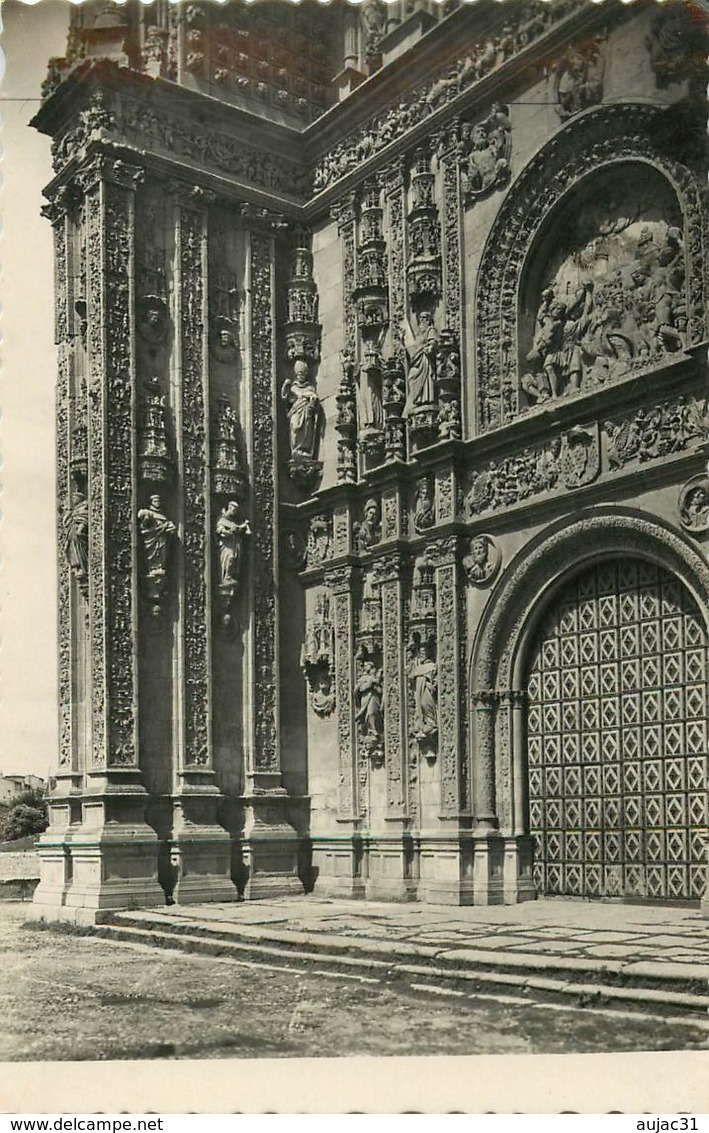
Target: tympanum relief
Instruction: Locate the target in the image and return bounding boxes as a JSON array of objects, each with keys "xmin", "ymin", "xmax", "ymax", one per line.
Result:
[{"xmin": 520, "ymin": 170, "xmax": 687, "ymax": 410}]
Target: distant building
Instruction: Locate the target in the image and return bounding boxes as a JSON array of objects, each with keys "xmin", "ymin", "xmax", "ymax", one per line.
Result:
[{"xmin": 30, "ymin": 0, "xmax": 709, "ymax": 919}]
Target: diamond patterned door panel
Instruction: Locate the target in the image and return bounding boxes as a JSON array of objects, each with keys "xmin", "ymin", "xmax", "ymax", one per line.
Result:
[{"xmin": 526, "ymin": 558, "xmax": 708, "ymax": 901}]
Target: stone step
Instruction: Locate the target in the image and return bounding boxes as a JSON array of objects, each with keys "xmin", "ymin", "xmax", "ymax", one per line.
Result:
[{"xmin": 98, "ymin": 911, "xmax": 709, "ymax": 1018}]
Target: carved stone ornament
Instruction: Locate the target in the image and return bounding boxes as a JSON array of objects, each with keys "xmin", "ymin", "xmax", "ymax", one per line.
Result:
[
  {"xmin": 401, "ymin": 310, "xmax": 439, "ymax": 447},
  {"xmin": 211, "ymin": 397, "xmax": 248, "ymax": 500},
  {"xmin": 138, "ymin": 376, "xmax": 173, "ymax": 485},
  {"xmin": 360, "ymin": 0, "xmax": 387, "ymax": 65},
  {"xmin": 335, "ymin": 350, "xmax": 359, "ymax": 484},
  {"xmin": 215, "ymin": 499, "xmax": 251, "ymax": 634},
  {"xmin": 137, "ymin": 493, "xmax": 176, "ymax": 624},
  {"xmin": 406, "ymin": 148, "xmax": 442, "ymax": 303},
  {"xmin": 463, "ymin": 534, "xmax": 502, "ymax": 588},
  {"xmin": 412, "ymin": 476, "xmax": 435, "ymax": 533},
  {"xmin": 458, "ymin": 104, "xmax": 512, "ymax": 202},
  {"xmin": 560, "ymin": 424, "xmax": 601, "ymax": 489},
  {"xmin": 679, "ymin": 473, "xmax": 709, "ymax": 535},
  {"xmin": 553, "ymin": 36, "xmax": 605, "ymax": 120},
  {"xmin": 357, "ymin": 342, "xmax": 385, "ymax": 469},
  {"xmin": 136, "ymin": 294, "xmax": 169, "ymax": 349},
  {"xmin": 300, "ymin": 590, "xmax": 336, "ymax": 717},
  {"xmin": 306, "ymin": 513, "xmax": 333, "ymax": 568},
  {"xmin": 355, "ymin": 497, "xmax": 382, "ymax": 552}
]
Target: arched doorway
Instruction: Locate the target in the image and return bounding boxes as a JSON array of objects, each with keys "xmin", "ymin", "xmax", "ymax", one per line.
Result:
[{"xmin": 525, "ymin": 556, "xmax": 707, "ymax": 902}]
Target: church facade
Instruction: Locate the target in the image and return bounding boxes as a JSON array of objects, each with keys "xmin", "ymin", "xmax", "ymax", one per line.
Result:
[{"xmin": 31, "ymin": 0, "xmax": 709, "ymax": 918}]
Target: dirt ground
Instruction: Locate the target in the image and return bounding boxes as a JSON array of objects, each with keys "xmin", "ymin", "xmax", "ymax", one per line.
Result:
[{"xmin": 0, "ymin": 904, "xmax": 706, "ymax": 1061}]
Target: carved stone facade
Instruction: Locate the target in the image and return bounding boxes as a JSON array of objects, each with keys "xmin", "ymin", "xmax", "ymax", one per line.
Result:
[{"xmin": 33, "ymin": 0, "xmax": 709, "ymax": 918}]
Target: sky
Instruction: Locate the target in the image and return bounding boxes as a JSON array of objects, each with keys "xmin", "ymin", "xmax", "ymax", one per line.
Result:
[{"xmin": 1, "ymin": 1, "xmax": 70, "ymax": 777}]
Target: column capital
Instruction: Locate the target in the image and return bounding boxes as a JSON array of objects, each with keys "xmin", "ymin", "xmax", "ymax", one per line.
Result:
[{"xmin": 75, "ymin": 152, "xmax": 145, "ymax": 196}]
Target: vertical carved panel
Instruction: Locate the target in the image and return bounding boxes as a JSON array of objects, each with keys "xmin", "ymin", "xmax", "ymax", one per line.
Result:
[
  {"xmin": 250, "ymin": 231, "xmax": 279, "ymax": 774},
  {"xmin": 435, "ymin": 548, "xmax": 461, "ymax": 815},
  {"xmin": 441, "ymin": 148, "xmax": 462, "ymax": 339},
  {"xmin": 385, "ymin": 161, "xmax": 406, "ymax": 361},
  {"xmin": 381, "ymin": 563, "xmax": 406, "ymax": 815},
  {"xmin": 85, "ymin": 164, "xmax": 140, "ymax": 769},
  {"xmin": 327, "ymin": 566, "xmax": 358, "ymax": 818},
  {"xmin": 178, "ymin": 199, "xmax": 211, "ymax": 767},
  {"xmin": 51, "ymin": 205, "xmax": 72, "ymax": 769}
]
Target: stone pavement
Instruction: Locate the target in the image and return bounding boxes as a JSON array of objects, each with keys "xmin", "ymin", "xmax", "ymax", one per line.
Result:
[{"xmin": 100, "ymin": 895, "xmax": 709, "ymax": 1016}]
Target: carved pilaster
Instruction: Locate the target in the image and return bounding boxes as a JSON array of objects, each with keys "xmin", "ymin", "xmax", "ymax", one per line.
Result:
[
  {"xmin": 379, "ymin": 554, "xmax": 407, "ymax": 818},
  {"xmin": 432, "ymin": 537, "xmax": 464, "ymax": 817},
  {"xmin": 471, "ymin": 689, "xmax": 498, "ymax": 830},
  {"xmin": 332, "ymin": 195, "xmax": 358, "ymax": 482},
  {"xmin": 384, "ymin": 159, "xmax": 407, "ymax": 362},
  {"xmin": 440, "ymin": 123, "xmax": 463, "ymax": 341},
  {"xmin": 325, "ymin": 564, "xmax": 359, "ymax": 819}
]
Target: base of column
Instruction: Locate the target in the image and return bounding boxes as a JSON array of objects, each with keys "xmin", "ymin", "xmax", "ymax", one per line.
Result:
[
  {"xmin": 471, "ymin": 829, "xmax": 506, "ymax": 906},
  {"xmin": 31, "ymin": 778, "xmax": 83, "ymax": 913},
  {"xmin": 32, "ymin": 779, "xmax": 164, "ymax": 922},
  {"xmin": 310, "ymin": 834, "xmax": 366, "ymax": 899},
  {"xmin": 418, "ymin": 832, "xmax": 475, "ymax": 906},
  {"xmin": 170, "ymin": 789, "xmax": 236, "ymax": 905},
  {"xmin": 241, "ymin": 794, "xmax": 304, "ymax": 900},
  {"xmin": 502, "ymin": 835, "xmax": 537, "ymax": 904},
  {"xmin": 365, "ymin": 833, "xmax": 417, "ymax": 902}
]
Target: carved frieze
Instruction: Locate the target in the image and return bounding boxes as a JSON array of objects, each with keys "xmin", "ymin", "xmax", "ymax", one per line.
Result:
[
  {"xmin": 311, "ymin": 0, "xmax": 580, "ymax": 193},
  {"xmin": 301, "ymin": 591, "xmax": 336, "ymax": 717},
  {"xmin": 603, "ymin": 395, "xmax": 709, "ymax": 470}
]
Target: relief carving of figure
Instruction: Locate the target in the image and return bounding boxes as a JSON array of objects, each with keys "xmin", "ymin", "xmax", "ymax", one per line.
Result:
[
  {"xmin": 64, "ymin": 487, "xmax": 89, "ymax": 598},
  {"xmin": 554, "ymin": 39, "xmax": 605, "ymax": 119},
  {"xmin": 413, "ymin": 477, "xmax": 435, "ymax": 533},
  {"xmin": 459, "ymin": 104, "xmax": 511, "ymax": 200},
  {"xmin": 355, "ymin": 497, "xmax": 382, "ymax": 552},
  {"xmin": 401, "ymin": 311, "xmax": 439, "ymax": 416},
  {"xmin": 463, "ymin": 534, "xmax": 501, "ymax": 587},
  {"xmin": 281, "ymin": 360, "xmax": 323, "ymax": 462},
  {"xmin": 679, "ymin": 474, "xmax": 709, "ymax": 534}
]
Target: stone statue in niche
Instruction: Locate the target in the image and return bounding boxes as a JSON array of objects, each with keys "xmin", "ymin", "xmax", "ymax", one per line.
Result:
[
  {"xmin": 679, "ymin": 473, "xmax": 709, "ymax": 535},
  {"xmin": 136, "ymin": 295, "xmax": 169, "ymax": 348},
  {"xmin": 521, "ymin": 176, "xmax": 687, "ymax": 407},
  {"xmin": 553, "ymin": 37, "xmax": 605, "ymax": 120},
  {"xmin": 463, "ymin": 534, "xmax": 501, "ymax": 587},
  {"xmin": 300, "ymin": 591, "xmax": 336, "ymax": 717},
  {"xmin": 458, "ymin": 104, "xmax": 511, "ymax": 202},
  {"xmin": 360, "ymin": 0, "xmax": 387, "ymax": 65},
  {"xmin": 281, "ymin": 359, "xmax": 324, "ymax": 491},
  {"xmin": 354, "ymin": 654, "xmax": 384, "ymax": 764},
  {"xmin": 137, "ymin": 494, "xmax": 176, "ymax": 622},
  {"xmin": 64, "ymin": 485, "xmax": 89, "ymax": 601},
  {"xmin": 215, "ymin": 500, "xmax": 251, "ymax": 632},
  {"xmin": 401, "ymin": 311, "xmax": 439, "ymax": 417},
  {"xmin": 211, "ymin": 315, "xmax": 239, "ymax": 364},
  {"xmin": 355, "ymin": 497, "xmax": 382, "ymax": 552},
  {"xmin": 412, "ymin": 477, "xmax": 435, "ymax": 533},
  {"xmin": 407, "ymin": 638, "xmax": 438, "ymax": 758}
]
